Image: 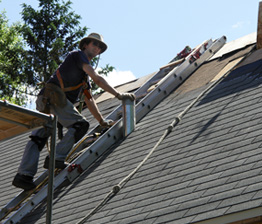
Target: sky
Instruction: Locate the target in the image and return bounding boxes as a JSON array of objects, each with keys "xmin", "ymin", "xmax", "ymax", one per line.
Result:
[{"xmin": 1, "ymin": 0, "xmax": 261, "ymax": 87}]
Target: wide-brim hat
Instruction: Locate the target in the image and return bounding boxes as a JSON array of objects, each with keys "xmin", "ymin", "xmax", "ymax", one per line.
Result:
[{"xmin": 79, "ymin": 33, "xmax": 107, "ymax": 53}]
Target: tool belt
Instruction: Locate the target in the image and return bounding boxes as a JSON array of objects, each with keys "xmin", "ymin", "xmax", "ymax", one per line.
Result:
[{"xmin": 42, "ymin": 83, "xmax": 67, "ymax": 113}]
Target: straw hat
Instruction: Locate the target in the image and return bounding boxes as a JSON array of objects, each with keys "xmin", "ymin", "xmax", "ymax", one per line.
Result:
[{"xmin": 79, "ymin": 33, "xmax": 107, "ymax": 53}]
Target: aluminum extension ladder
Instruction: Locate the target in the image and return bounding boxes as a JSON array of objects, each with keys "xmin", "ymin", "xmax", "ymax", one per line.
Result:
[{"xmin": 0, "ymin": 36, "xmax": 226, "ymax": 224}]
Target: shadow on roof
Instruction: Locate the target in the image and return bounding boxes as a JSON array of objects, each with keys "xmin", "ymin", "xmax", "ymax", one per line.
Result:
[{"xmin": 197, "ymin": 59, "xmax": 262, "ymax": 106}]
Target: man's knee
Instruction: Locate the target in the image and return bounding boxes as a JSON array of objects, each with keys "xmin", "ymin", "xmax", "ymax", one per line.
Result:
[
  {"xmin": 30, "ymin": 136, "xmax": 48, "ymax": 151},
  {"xmin": 72, "ymin": 120, "xmax": 89, "ymax": 143}
]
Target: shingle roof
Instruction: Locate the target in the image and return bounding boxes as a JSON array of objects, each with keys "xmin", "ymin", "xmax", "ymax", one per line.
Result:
[{"xmin": 1, "ymin": 34, "xmax": 262, "ymax": 224}]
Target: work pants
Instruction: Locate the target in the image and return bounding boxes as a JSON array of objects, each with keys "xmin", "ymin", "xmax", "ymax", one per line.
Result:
[{"xmin": 18, "ymin": 95, "xmax": 87, "ymax": 177}]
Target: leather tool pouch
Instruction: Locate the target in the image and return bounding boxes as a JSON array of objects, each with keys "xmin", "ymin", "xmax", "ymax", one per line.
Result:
[{"xmin": 42, "ymin": 83, "xmax": 67, "ymax": 112}]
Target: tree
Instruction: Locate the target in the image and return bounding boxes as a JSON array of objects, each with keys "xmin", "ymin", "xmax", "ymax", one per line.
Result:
[
  {"xmin": 21, "ymin": 0, "xmax": 88, "ymax": 84},
  {"xmin": 91, "ymin": 62, "xmax": 114, "ymax": 93},
  {"xmin": 0, "ymin": 10, "xmax": 30, "ymax": 105}
]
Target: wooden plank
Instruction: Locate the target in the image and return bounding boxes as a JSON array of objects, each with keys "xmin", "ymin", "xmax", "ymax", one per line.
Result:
[
  {"xmin": 0, "ymin": 102, "xmax": 48, "ymax": 141},
  {"xmin": 210, "ymin": 56, "xmax": 244, "ymax": 82},
  {"xmin": 159, "ymin": 58, "xmax": 185, "ymax": 70},
  {"xmin": 257, "ymin": 1, "xmax": 262, "ymax": 49},
  {"xmin": 0, "ymin": 121, "xmax": 28, "ymax": 141}
]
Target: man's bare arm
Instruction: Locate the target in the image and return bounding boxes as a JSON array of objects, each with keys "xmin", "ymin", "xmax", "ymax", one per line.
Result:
[
  {"xmin": 83, "ymin": 63, "xmax": 119, "ymax": 97},
  {"xmin": 84, "ymin": 90, "xmax": 104, "ymax": 123}
]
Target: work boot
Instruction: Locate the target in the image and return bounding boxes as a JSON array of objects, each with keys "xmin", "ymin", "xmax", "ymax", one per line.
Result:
[
  {"xmin": 12, "ymin": 173, "xmax": 36, "ymax": 190},
  {"xmin": 43, "ymin": 156, "xmax": 68, "ymax": 170}
]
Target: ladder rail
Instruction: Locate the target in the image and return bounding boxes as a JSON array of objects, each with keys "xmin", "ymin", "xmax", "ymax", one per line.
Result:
[
  {"xmin": 136, "ymin": 37, "xmax": 226, "ymax": 121},
  {"xmin": 0, "ymin": 172, "xmax": 48, "ymax": 220}
]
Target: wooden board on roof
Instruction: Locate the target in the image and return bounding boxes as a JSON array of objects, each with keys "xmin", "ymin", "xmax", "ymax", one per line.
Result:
[{"xmin": 0, "ymin": 101, "xmax": 49, "ymax": 141}]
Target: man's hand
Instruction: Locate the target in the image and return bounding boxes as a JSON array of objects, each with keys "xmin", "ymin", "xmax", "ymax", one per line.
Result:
[
  {"xmin": 116, "ymin": 93, "xmax": 136, "ymax": 101},
  {"xmin": 99, "ymin": 119, "xmax": 115, "ymax": 127}
]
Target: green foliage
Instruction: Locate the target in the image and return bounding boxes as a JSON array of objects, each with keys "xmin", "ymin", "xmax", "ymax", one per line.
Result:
[
  {"xmin": 21, "ymin": 0, "xmax": 88, "ymax": 83},
  {"xmin": 0, "ymin": 11, "xmax": 30, "ymax": 105},
  {"xmin": 91, "ymin": 64, "xmax": 115, "ymax": 94}
]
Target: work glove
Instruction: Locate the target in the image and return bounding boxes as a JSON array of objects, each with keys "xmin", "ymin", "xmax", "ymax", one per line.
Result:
[
  {"xmin": 99, "ymin": 118, "xmax": 115, "ymax": 128},
  {"xmin": 116, "ymin": 92, "xmax": 136, "ymax": 101}
]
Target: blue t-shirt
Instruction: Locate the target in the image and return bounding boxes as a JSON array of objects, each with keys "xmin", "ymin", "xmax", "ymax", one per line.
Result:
[{"xmin": 46, "ymin": 50, "xmax": 91, "ymax": 103}]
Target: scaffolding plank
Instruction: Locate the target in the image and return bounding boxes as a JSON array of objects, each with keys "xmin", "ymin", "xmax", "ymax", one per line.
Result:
[{"xmin": 0, "ymin": 101, "xmax": 50, "ymax": 141}]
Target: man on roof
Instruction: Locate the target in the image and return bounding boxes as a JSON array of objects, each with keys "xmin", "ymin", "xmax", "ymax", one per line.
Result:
[{"xmin": 12, "ymin": 33, "xmax": 135, "ymax": 190}]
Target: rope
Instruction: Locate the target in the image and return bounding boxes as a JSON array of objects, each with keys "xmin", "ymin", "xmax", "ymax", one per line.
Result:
[{"xmin": 76, "ymin": 49, "xmax": 254, "ymax": 224}]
